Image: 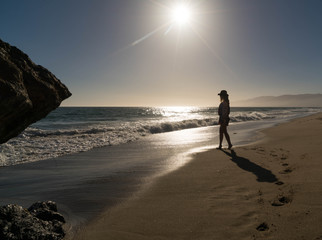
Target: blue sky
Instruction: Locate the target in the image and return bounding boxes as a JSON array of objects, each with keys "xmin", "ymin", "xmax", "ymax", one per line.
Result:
[{"xmin": 1, "ymin": 0, "xmax": 322, "ymax": 106}]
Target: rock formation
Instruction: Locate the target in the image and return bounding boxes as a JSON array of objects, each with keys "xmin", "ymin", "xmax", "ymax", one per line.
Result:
[
  {"xmin": 0, "ymin": 201, "xmax": 65, "ymax": 240},
  {"xmin": 0, "ymin": 38, "xmax": 71, "ymax": 144}
]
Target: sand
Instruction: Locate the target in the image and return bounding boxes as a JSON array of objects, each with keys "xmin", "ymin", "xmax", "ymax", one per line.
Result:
[{"xmin": 72, "ymin": 112, "xmax": 322, "ymax": 240}]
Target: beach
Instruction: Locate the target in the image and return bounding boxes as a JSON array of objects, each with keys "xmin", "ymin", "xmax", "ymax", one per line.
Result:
[
  {"xmin": 73, "ymin": 112, "xmax": 322, "ymax": 240},
  {"xmin": 2, "ymin": 1, "xmax": 322, "ymax": 239}
]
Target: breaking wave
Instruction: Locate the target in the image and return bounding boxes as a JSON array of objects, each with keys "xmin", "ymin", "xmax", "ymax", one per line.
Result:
[{"xmin": 0, "ymin": 107, "xmax": 319, "ymax": 166}]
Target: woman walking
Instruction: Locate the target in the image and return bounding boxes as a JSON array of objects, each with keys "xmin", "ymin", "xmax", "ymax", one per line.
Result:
[{"xmin": 217, "ymin": 90, "xmax": 233, "ymax": 150}]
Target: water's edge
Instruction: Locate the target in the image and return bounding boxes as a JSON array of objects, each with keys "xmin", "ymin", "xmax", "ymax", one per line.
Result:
[{"xmin": 1, "ymin": 107, "xmax": 319, "ymax": 166}]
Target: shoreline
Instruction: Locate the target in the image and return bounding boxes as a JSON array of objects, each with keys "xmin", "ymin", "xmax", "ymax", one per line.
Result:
[
  {"xmin": 72, "ymin": 112, "xmax": 322, "ymax": 240},
  {"xmin": 2, "ymin": 107, "xmax": 319, "ymax": 168}
]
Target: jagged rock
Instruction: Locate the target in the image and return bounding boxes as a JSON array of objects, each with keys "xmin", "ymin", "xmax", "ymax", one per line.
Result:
[
  {"xmin": 28, "ymin": 201, "xmax": 58, "ymax": 213},
  {"xmin": 0, "ymin": 201, "xmax": 65, "ymax": 240},
  {"xmin": 28, "ymin": 201, "xmax": 65, "ymax": 223},
  {"xmin": 0, "ymin": 38, "xmax": 71, "ymax": 144}
]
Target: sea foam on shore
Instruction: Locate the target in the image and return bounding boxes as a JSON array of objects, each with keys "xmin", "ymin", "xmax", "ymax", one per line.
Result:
[{"xmin": 0, "ymin": 107, "xmax": 319, "ymax": 166}]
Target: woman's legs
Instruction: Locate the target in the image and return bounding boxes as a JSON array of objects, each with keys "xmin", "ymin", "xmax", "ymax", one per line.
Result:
[
  {"xmin": 224, "ymin": 127, "xmax": 233, "ymax": 149},
  {"xmin": 218, "ymin": 125, "xmax": 232, "ymax": 149},
  {"xmin": 218, "ymin": 125, "xmax": 224, "ymax": 148}
]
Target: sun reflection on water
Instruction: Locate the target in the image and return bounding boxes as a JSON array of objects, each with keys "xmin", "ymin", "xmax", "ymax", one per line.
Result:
[{"xmin": 159, "ymin": 106, "xmax": 199, "ymax": 118}]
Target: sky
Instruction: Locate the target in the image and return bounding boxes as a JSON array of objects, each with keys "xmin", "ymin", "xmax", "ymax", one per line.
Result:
[{"xmin": 1, "ymin": 0, "xmax": 322, "ymax": 106}]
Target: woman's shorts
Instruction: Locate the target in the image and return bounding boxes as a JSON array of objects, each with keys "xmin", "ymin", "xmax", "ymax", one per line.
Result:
[{"xmin": 219, "ymin": 117, "xmax": 230, "ymax": 126}]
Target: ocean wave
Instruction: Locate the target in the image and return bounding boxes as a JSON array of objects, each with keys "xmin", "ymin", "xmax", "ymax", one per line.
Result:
[
  {"xmin": 0, "ymin": 114, "xmax": 268, "ymax": 166},
  {"xmin": 19, "ymin": 112, "xmax": 271, "ymax": 138},
  {"xmin": 1, "ymin": 107, "xmax": 318, "ymax": 166},
  {"xmin": 21, "ymin": 127, "xmax": 114, "ymax": 138},
  {"xmin": 231, "ymin": 111, "xmax": 272, "ymax": 122},
  {"xmin": 146, "ymin": 118, "xmax": 216, "ymax": 134}
]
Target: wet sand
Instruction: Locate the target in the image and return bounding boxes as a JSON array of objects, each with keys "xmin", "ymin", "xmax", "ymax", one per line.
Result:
[{"xmin": 73, "ymin": 112, "xmax": 322, "ymax": 240}]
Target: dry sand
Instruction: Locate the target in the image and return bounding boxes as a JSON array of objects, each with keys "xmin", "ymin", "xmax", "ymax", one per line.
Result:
[{"xmin": 73, "ymin": 113, "xmax": 322, "ymax": 240}]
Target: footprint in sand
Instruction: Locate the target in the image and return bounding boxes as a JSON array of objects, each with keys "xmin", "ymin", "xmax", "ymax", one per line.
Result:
[
  {"xmin": 271, "ymin": 195, "xmax": 292, "ymax": 207},
  {"xmin": 269, "ymin": 149, "xmax": 290, "ymax": 163},
  {"xmin": 253, "ymin": 147, "xmax": 265, "ymax": 153},
  {"xmin": 273, "ymin": 148, "xmax": 290, "ymax": 159},
  {"xmin": 279, "ymin": 167, "xmax": 293, "ymax": 174},
  {"xmin": 275, "ymin": 181, "xmax": 284, "ymax": 186},
  {"xmin": 257, "ymin": 198, "xmax": 264, "ymax": 204},
  {"xmin": 300, "ymin": 153, "xmax": 311, "ymax": 160},
  {"xmin": 257, "ymin": 189, "xmax": 264, "ymax": 204},
  {"xmin": 280, "ymin": 155, "xmax": 288, "ymax": 160},
  {"xmin": 256, "ymin": 222, "xmax": 269, "ymax": 231}
]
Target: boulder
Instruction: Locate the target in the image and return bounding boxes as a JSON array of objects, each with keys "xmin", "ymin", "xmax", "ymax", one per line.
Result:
[
  {"xmin": 0, "ymin": 38, "xmax": 71, "ymax": 144},
  {"xmin": 28, "ymin": 201, "xmax": 65, "ymax": 223},
  {"xmin": 0, "ymin": 201, "xmax": 65, "ymax": 240}
]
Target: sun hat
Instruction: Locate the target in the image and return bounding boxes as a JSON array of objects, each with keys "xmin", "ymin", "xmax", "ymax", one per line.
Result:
[{"xmin": 218, "ymin": 90, "xmax": 228, "ymax": 96}]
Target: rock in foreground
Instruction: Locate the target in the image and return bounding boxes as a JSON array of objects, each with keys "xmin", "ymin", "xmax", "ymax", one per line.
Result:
[
  {"xmin": 0, "ymin": 201, "xmax": 65, "ymax": 240},
  {"xmin": 0, "ymin": 38, "xmax": 71, "ymax": 144}
]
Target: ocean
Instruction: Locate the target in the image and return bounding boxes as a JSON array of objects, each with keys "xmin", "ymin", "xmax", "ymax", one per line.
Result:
[{"xmin": 0, "ymin": 106, "xmax": 320, "ymax": 167}]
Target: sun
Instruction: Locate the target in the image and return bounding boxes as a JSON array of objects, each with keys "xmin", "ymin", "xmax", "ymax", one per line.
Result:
[
  {"xmin": 131, "ymin": 1, "xmax": 197, "ymax": 46},
  {"xmin": 171, "ymin": 3, "xmax": 192, "ymax": 26}
]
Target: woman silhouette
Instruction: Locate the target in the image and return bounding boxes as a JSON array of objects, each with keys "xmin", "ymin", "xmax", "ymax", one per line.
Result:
[{"xmin": 217, "ymin": 90, "xmax": 233, "ymax": 149}]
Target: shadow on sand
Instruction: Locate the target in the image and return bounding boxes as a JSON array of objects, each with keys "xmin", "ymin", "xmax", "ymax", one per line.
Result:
[{"xmin": 221, "ymin": 149, "xmax": 279, "ymax": 183}]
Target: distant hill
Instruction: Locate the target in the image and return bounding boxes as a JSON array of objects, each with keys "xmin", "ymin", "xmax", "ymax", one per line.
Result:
[{"xmin": 234, "ymin": 94, "xmax": 322, "ymax": 107}]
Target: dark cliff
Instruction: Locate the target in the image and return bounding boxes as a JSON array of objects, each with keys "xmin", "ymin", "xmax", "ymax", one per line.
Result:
[{"xmin": 0, "ymin": 38, "xmax": 71, "ymax": 144}]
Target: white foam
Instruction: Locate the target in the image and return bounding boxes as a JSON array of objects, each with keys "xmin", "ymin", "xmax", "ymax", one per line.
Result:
[{"xmin": 0, "ymin": 107, "xmax": 320, "ymax": 166}]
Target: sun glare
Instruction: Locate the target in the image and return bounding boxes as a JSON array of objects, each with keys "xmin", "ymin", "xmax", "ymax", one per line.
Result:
[{"xmin": 171, "ymin": 4, "xmax": 192, "ymax": 26}]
